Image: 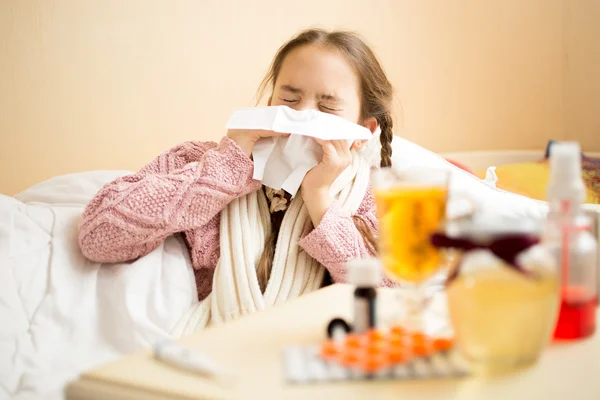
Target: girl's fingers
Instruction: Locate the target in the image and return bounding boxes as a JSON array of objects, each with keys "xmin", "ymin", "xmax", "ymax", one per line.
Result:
[
  {"xmin": 332, "ymin": 140, "xmax": 348, "ymax": 152},
  {"xmin": 316, "ymin": 139, "xmax": 348, "ymax": 154},
  {"xmin": 314, "ymin": 138, "xmax": 335, "ymax": 152},
  {"xmin": 227, "ymin": 129, "xmax": 290, "ymax": 138},
  {"xmin": 259, "ymin": 130, "xmax": 290, "ymax": 138}
]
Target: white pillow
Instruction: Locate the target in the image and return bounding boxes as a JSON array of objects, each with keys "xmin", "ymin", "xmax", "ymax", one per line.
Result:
[
  {"xmin": 15, "ymin": 170, "xmax": 133, "ymax": 205},
  {"xmin": 389, "ymin": 136, "xmax": 549, "ymax": 220}
]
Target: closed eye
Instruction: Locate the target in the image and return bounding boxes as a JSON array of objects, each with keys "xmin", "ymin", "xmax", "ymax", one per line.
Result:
[
  {"xmin": 281, "ymin": 98, "xmax": 297, "ymax": 103},
  {"xmin": 320, "ymin": 105, "xmax": 339, "ymax": 112}
]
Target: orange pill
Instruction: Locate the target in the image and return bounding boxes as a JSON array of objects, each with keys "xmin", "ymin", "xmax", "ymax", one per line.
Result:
[
  {"xmin": 361, "ymin": 354, "xmax": 388, "ymax": 373},
  {"xmin": 433, "ymin": 337, "xmax": 455, "ymax": 352},
  {"xmin": 367, "ymin": 329, "xmax": 386, "ymax": 342},
  {"xmin": 340, "ymin": 349, "xmax": 361, "ymax": 366},
  {"xmin": 388, "ymin": 347, "xmax": 409, "ymax": 363},
  {"xmin": 389, "ymin": 334, "xmax": 408, "ymax": 348},
  {"xmin": 365, "ymin": 341, "xmax": 387, "ymax": 355},
  {"xmin": 411, "ymin": 332, "xmax": 428, "ymax": 345},
  {"xmin": 320, "ymin": 340, "xmax": 340, "ymax": 359},
  {"xmin": 345, "ymin": 334, "xmax": 364, "ymax": 348},
  {"xmin": 390, "ymin": 325, "xmax": 406, "ymax": 336},
  {"xmin": 413, "ymin": 342, "xmax": 433, "ymax": 357}
]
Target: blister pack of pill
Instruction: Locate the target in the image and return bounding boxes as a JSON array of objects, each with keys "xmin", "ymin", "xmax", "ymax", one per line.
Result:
[
  {"xmin": 282, "ymin": 327, "xmax": 469, "ymax": 384},
  {"xmin": 282, "ymin": 345, "xmax": 468, "ymax": 384}
]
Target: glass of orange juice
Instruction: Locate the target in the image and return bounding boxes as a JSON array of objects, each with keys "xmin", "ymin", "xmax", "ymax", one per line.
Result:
[{"xmin": 371, "ymin": 167, "xmax": 452, "ymax": 329}]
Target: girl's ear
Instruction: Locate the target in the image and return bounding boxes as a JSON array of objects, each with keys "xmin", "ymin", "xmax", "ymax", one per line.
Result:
[
  {"xmin": 352, "ymin": 117, "xmax": 378, "ymax": 150},
  {"xmin": 267, "ymin": 97, "xmax": 273, "ymax": 106},
  {"xmin": 363, "ymin": 116, "xmax": 378, "ymax": 134}
]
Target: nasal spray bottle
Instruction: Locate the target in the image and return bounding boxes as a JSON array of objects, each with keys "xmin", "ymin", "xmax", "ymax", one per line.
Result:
[{"xmin": 546, "ymin": 142, "xmax": 597, "ymax": 340}]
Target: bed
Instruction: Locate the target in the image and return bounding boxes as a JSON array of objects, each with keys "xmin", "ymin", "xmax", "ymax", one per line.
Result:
[{"xmin": 1, "ymin": 139, "xmax": 598, "ymax": 400}]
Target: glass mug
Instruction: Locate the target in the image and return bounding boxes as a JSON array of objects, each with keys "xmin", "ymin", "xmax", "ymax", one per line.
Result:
[
  {"xmin": 371, "ymin": 167, "xmax": 458, "ymax": 331},
  {"xmin": 432, "ymin": 218, "xmax": 560, "ymax": 375},
  {"xmin": 372, "ymin": 168, "xmax": 450, "ymax": 284}
]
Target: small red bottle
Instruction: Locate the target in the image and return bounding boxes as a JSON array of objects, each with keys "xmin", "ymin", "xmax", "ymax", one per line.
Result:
[
  {"xmin": 545, "ymin": 142, "xmax": 597, "ymax": 341},
  {"xmin": 551, "ymin": 214, "xmax": 597, "ymax": 340}
]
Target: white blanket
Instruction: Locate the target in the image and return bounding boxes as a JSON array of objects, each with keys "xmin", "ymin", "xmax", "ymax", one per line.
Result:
[{"xmin": 0, "ymin": 171, "xmax": 198, "ymax": 400}]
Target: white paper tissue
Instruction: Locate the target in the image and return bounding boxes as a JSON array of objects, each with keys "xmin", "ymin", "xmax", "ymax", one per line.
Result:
[{"xmin": 226, "ymin": 106, "xmax": 375, "ymax": 196}]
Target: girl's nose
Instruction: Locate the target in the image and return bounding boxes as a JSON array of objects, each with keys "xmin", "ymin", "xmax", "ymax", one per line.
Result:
[{"xmin": 294, "ymin": 100, "xmax": 318, "ymax": 112}]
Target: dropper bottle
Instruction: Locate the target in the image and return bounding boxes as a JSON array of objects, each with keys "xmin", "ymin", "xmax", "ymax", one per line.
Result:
[
  {"xmin": 347, "ymin": 258, "xmax": 381, "ymax": 334},
  {"xmin": 546, "ymin": 142, "xmax": 597, "ymax": 340}
]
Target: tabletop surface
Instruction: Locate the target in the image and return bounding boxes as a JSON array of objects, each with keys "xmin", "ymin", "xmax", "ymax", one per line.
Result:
[{"xmin": 71, "ymin": 284, "xmax": 600, "ymax": 400}]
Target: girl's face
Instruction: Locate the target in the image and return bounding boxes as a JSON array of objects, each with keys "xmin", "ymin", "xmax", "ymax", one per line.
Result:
[{"xmin": 270, "ymin": 44, "xmax": 376, "ymax": 136}]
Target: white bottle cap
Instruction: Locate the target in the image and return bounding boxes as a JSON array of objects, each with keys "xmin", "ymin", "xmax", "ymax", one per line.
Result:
[
  {"xmin": 548, "ymin": 142, "xmax": 586, "ymax": 205},
  {"xmin": 347, "ymin": 258, "xmax": 382, "ymax": 287}
]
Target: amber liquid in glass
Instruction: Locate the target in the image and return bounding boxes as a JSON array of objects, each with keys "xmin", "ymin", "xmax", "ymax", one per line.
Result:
[
  {"xmin": 447, "ymin": 266, "xmax": 559, "ymax": 374},
  {"xmin": 374, "ymin": 186, "xmax": 447, "ymax": 283}
]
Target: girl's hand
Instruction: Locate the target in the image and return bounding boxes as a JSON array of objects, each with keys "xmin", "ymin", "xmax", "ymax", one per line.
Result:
[
  {"xmin": 226, "ymin": 129, "xmax": 289, "ymax": 158},
  {"xmin": 302, "ymin": 139, "xmax": 353, "ymax": 226},
  {"xmin": 302, "ymin": 139, "xmax": 352, "ymax": 192}
]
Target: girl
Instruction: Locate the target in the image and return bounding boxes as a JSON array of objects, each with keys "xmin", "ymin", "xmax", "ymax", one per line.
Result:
[{"xmin": 79, "ymin": 28, "xmax": 395, "ymax": 325}]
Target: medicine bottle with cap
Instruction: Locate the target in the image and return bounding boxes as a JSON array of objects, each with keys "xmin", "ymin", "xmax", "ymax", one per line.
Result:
[
  {"xmin": 545, "ymin": 142, "xmax": 597, "ymax": 340},
  {"xmin": 347, "ymin": 258, "xmax": 381, "ymax": 333}
]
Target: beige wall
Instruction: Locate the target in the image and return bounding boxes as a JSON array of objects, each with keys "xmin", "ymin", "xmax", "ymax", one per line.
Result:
[
  {"xmin": 563, "ymin": 0, "xmax": 600, "ymax": 150},
  {"xmin": 0, "ymin": 0, "xmax": 596, "ymax": 195}
]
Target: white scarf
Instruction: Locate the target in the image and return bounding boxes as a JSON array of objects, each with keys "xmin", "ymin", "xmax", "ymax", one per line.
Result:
[{"xmin": 172, "ymin": 152, "xmax": 371, "ymax": 336}]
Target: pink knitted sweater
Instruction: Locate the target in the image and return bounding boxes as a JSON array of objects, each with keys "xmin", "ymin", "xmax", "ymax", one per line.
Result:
[{"xmin": 79, "ymin": 137, "xmax": 386, "ymax": 301}]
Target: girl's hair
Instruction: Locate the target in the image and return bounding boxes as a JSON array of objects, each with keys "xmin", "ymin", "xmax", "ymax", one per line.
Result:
[{"xmin": 255, "ymin": 28, "xmax": 394, "ymax": 292}]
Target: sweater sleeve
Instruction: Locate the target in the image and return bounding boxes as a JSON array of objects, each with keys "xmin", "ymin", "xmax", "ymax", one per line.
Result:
[
  {"xmin": 298, "ymin": 187, "xmax": 396, "ymax": 287},
  {"xmin": 78, "ymin": 137, "xmax": 260, "ymax": 263}
]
